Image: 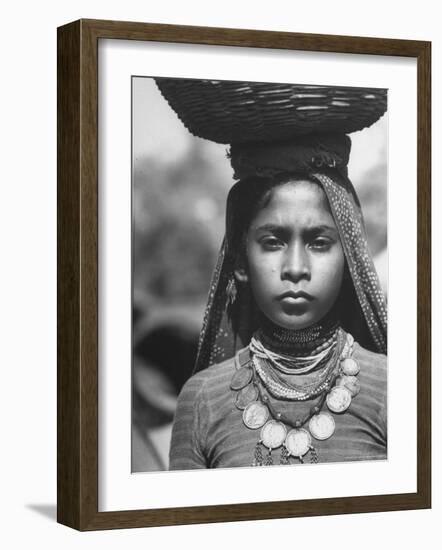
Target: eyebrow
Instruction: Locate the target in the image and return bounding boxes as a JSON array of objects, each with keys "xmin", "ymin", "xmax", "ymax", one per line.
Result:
[
  {"xmin": 254, "ymin": 223, "xmax": 286, "ymax": 233},
  {"xmin": 304, "ymin": 224, "xmax": 338, "ymax": 236},
  {"xmin": 254, "ymin": 223, "xmax": 338, "ymax": 235}
]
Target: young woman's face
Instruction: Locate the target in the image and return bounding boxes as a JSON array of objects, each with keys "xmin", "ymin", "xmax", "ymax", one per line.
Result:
[{"xmin": 241, "ymin": 180, "xmax": 345, "ymax": 331}]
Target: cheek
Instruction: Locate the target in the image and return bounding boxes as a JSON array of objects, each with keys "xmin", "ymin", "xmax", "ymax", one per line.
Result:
[
  {"xmin": 249, "ymin": 261, "xmax": 271, "ymax": 285},
  {"xmin": 247, "ymin": 255, "xmax": 279, "ymax": 298},
  {"xmin": 247, "ymin": 244, "xmax": 273, "ymax": 274},
  {"xmin": 314, "ymin": 252, "xmax": 345, "ymax": 291},
  {"xmin": 249, "ymin": 254, "xmax": 279, "ymax": 282}
]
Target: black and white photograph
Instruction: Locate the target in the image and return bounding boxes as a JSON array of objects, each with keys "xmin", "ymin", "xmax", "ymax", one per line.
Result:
[
  {"xmin": 1, "ymin": 0, "xmax": 435, "ymax": 541},
  {"xmin": 131, "ymin": 77, "xmax": 388, "ymax": 472}
]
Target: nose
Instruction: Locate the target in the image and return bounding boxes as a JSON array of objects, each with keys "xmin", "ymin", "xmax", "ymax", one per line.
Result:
[{"xmin": 281, "ymin": 242, "xmax": 311, "ymax": 282}]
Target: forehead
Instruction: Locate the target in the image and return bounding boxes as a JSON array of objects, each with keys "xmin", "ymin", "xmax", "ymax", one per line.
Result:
[{"xmin": 251, "ymin": 180, "xmax": 335, "ymax": 228}]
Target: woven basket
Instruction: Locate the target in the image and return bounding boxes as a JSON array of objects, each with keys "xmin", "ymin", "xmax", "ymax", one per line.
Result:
[{"xmin": 155, "ymin": 78, "xmax": 387, "ymax": 144}]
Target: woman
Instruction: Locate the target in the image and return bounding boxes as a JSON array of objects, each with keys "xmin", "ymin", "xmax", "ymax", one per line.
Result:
[{"xmin": 168, "ymin": 131, "xmax": 387, "ymax": 470}]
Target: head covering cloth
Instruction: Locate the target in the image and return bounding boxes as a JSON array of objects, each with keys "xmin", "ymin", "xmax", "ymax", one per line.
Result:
[{"xmin": 193, "ymin": 132, "xmax": 387, "ymax": 373}]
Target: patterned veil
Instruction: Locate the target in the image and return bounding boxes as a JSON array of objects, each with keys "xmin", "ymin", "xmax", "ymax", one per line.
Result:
[{"xmin": 193, "ymin": 133, "xmax": 387, "ymax": 374}]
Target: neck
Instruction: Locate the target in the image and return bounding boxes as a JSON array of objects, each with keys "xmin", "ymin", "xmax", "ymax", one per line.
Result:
[{"xmin": 257, "ymin": 307, "xmax": 340, "ymax": 355}]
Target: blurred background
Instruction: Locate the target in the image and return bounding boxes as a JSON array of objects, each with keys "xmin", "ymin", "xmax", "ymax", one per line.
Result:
[{"xmin": 131, "ymin": 77, "xmax": 388, "ymax": 473}]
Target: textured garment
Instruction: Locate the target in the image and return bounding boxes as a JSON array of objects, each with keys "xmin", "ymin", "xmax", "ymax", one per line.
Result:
[{"xmin": 169, "ymin": 341, "xmax": 387, "ymax": 470}]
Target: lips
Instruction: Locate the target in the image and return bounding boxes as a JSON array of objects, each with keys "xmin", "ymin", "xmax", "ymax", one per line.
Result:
[{"xmin": 278, "ymin": 290, "xmax": 314, "ymax": 301}]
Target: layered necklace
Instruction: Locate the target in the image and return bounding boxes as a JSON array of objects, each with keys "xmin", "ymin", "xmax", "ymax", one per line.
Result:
[{"xmin": 230, "ymin": 316, "xmax": 361, "ymax": 466}]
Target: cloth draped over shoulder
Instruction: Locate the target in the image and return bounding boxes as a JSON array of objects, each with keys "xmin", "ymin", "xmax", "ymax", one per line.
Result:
[{"xmin": 193, "ymin": 132, "xmax": 387, "ymax": 374}]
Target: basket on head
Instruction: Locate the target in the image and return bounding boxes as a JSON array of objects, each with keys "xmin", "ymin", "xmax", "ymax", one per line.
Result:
[{"xmin": 155, "ymin": 78, "xmax": 387, "ymax": 145}]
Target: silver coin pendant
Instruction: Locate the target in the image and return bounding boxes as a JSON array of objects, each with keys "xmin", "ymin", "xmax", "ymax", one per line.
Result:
[
  {"xmin": 235, "ymin": 383, "xmax": 258, "ymax": 410},
  {"xmin": 326, "ymin": 386, "xmax": 352, "ymax": 413},
  {"xmin": 230, "ymin": 366, "xmax": 253, "ymax": 391},
  {"xmin": 243, "ymin": 402, "xmax": 269, "ymax": 430},
  {"xmin": 309, "ymin": 412, "xmax": 335, "ymax": 441},
  {"xmin": 341, "ymin": 357, "xmax": 360, "ymax": 376},
  {"xmin": 336, "ymin": 375, "xmax": 360, "ymax": 397},
  {"xmin": 285, "ymin": 429, "xmax": 312, "ymax": 458},
  {"xmin": 261, "ymin": 420, "xmax": 287, "ymax": 450}
]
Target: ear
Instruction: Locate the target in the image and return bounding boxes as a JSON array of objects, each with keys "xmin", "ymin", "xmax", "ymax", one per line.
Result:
[{"xmin": 233, "ymin": 266, "xmax": 248, "ymax": 283}]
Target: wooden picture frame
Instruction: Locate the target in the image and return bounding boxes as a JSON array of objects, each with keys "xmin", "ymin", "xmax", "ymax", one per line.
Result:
[{"xmin": 57, "ymin": 18, "xmax": 431, "ymax": 530}]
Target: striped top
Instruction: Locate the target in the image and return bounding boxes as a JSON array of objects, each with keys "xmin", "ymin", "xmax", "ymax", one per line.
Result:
[{"xmin": 169, "ymin": 342, "xmax": 387, "ymax": 470}]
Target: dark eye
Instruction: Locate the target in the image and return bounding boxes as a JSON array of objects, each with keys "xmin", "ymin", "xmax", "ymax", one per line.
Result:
[
  {"xmin": 309, "ymin": 237, "xmax": 332, "ymax": 251},
  {"xmin": 260, "ymin": 236, "xmax": 284, "ymax": 250}
]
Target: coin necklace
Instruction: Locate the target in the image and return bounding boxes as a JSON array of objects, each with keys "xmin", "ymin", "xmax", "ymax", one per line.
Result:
[{"xmin": 231, "ymin": 330, "xmax": 360, "ymax": 465}]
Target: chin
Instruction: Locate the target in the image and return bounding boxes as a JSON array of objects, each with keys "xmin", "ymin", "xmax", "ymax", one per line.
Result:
[{"xmin": 273, "ymin": 314, "xmax": 316, "ymax": 331}]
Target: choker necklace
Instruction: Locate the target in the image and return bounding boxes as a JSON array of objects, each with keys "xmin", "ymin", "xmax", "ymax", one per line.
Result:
[{"xmin": 258, "ymin": 308, "xmax": 340, "ymax": 355}]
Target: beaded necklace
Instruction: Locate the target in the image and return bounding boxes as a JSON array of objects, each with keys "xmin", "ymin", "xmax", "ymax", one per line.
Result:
[
  {"xmin": 252, "ymin": 331, "xmax": 343, "ymax": 400},
  {"xmin": 250, "ymin": 331, "xmax": 337, "ymax": 375}
]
